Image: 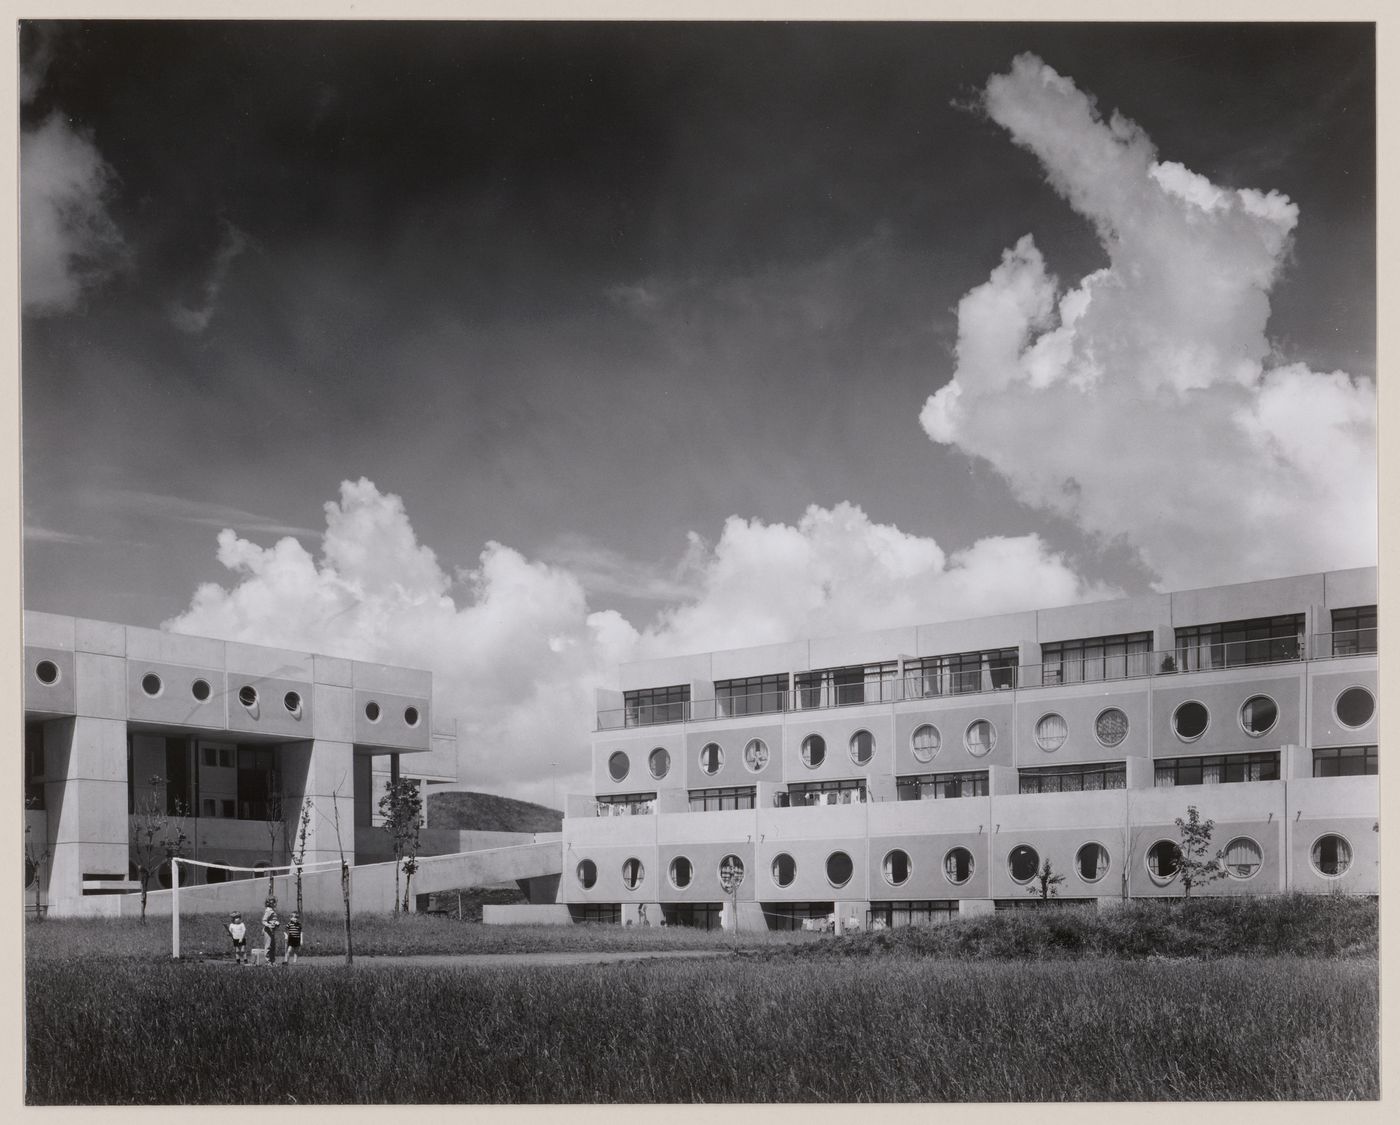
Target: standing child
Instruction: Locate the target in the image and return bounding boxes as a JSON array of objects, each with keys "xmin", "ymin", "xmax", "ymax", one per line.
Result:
[
  {"xmin": 282, "ymin": 912, "xmax": 303, "ymax": 965},
  {"xmin": 261, "ymin": 896, "xmax": 281, "ymax": 966},
  {"xmin": 225, "ymin": 912, "xmax": 248, "ymax": 964}
]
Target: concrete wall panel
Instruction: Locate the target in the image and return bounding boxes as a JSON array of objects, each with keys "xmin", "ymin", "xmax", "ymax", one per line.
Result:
[
  {"xmin": 23, "ymin": 647, "xmax": 76, "ymax": 715},
  {"xmin": 352, "ymin": 689, "xmax": 431, "ymax": 751},
  {"xmin": 125, "ymin": 661, "xmax": 229, "ymax": 730},
  {"xmin": 1309, "ymin": 668, "xmax": 1378, "ymax": 747},
  {"xmin": 74, "ymin": 652, "xmax": 128, "ymax": 720}
]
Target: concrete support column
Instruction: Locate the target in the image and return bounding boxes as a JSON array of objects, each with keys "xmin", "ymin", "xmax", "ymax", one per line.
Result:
[
  {"xmin": 280, "ymin": 739, "xmax": 356, "ymax": 869},
  {"xmin": 45, "ymin": 717, "xmax": 129, "ymax": 914}
]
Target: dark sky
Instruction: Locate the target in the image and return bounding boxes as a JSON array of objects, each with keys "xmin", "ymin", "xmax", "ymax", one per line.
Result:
[{"xmin": 21, "ymin": 21, "xmax": 1375, "ymax": 627}]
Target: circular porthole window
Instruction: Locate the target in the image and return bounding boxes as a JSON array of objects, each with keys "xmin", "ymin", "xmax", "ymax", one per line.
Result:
[
  {"xmin": 771, "ymin": 853, "xmax": 797, "ymax": 888},
  {"xmin": 1310, "ymin": 834, "xmax": 1352, "ymax": 878},
  {"xmin": 943, "ymin": 847, "xmax": 974, "ymax": 886},
  {"xmin": 911, "ymin": 724, "xmax": 940, "ymax": 763},
  {"xmin": 1147, "ymin": 840, "xmax": 1181, "ymax": 882},
  {"xmin": 204, "ymin": 862, "xmax": 229, "ymax": 886},
  {"xmin": 608, "ymin": 751, "xmax": 630, "ymax": 782},
  {"xmin": 1095, "ymin": 708, "xmax": 1129, "ymax": 748},
  {"xmin": 191, "ymin": 679, "xmax": 212, "ymax": 702},
  {"xmin": 1335, "ymin": 687, "xmax": 1375, "ymax": 729},
  {"xmin": 1008, "ymin": 845, "xmax": 1039, "ymax": 884},
  {"xmin": 1171, "ymin": 701, "xmax": 1209, "ymax": 742},
  {"xmin": 1222, "ymin": 837, "xmax": 1262, "ymax": 880},
  {"xmin": 649, "ymin": 747, "xmax": 671, "ymax": 780},
  {"xmin": 965, "ymin": 719, "xmax": 996, "ymax": 757},
  {"xmin": 284, "ymin": 691, "xmax": 303, "ymax": 716},
  {"xmin": 669, "ymin": 856, "xmax": 692, "ymax": 889},
  {"xmin": 801, "ymin": 734, "xmax": 826, "ymax": 768},
  {"xmin": 621, "ymin": 858, "xmax": 645, "ymax": 890},
  {"xmin": 826, "ymin": 851, "xmax": 854, "ymax": 888},
  {"xmin": 576, "ymin": 859, "xmax": 597, "ymax": 890},
  {"xmin": 1076, "ymin": 843, "xmax": 1110, "ymax": 883},
  {"xmin": 1034, "ymin": 713, "xmax": 1067, "ymax": 753},
  {"xmin": 849, "ymin": 730, "xmax": 875, "ymax": 766},
  {"xmin": 238, "ymin": 685, "xmax": 259, "ymax": 709},
  {"xmin": 882, "ymin": 849, "xmax": 912, "ymax": 887},
  {"xmin": 141, "ymin": 673, "xmax": 163, "ymax": 697},
  {"xmin": 1239, "ymin": 695, "xmax": 1277, "ymax": 737},
  {"xmin": 744, "ymin": 738, "xmax": 770, "ymax": 772},
  {"xmin": 699, "ymin": 742, "xmax": 723, "ymax": 775},
  {"xmin": 34, "ymin": 660, "xmax": 60, "ymax": 686},
  {"xmin": 364, "ymin": 701, "xmax": 381, "ymax": 722},
  {"xmin": 404, "ymin": 706, "xmax": 420, "ymax": 727}
]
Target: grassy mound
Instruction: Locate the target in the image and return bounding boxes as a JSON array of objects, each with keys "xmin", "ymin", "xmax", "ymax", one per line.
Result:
[
  {"xmin": 785, "ymin": 894, "xmax": 1378, "ymax": 961},
  {"xmin": 426, "ymin": 790, "xmax": 562, "ymax": 833}
]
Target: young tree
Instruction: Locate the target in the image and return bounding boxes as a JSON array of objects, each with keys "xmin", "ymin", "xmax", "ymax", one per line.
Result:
[
  {"xmin": 290, "ymin": 798, "xmax": 313, "ymax": 917},
  {"xmin": 1027, "ymin": 858, "xmax": 1066, "ymax": 901},
  {"xmin": 263, "ymin": 781, "xmax": 285, "ymax": 899},
  {"xmin": 24, "ymin": 799, "xmax": 50, "ymax": 922},
  {"xmin": 129, "ymin": 775, "xmax": 190, "ymax": 924},
  {"xmin": 1174, "ymin": 805, "xmax": 1226, "ymax": 900},
  {"xmin": 378, "ymin": 778, "xmax": 423, "ymax": 915},
  {"xmin": 324, "ymin": 781, "xmax": 353, "ymax": 965}
]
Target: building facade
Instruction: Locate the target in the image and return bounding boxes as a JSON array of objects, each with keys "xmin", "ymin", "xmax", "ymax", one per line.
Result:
[
  {"xmin": 566, "ymin": 568, "xmax": 1378, "ymax": 930},
  {"xmin": 22, "ymin": 611, "xmax": 456, "ymax": 916}
]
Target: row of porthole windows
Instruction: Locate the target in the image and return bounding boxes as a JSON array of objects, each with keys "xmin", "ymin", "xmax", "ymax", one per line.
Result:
[
  {"xmin": 1167, "ymin": 687, "xmax": 1373, "ymax": 743},
  {"xmin": 603, "ymin": 686, "xmax": 1379, "ymax": 782},
  {"xmin": 574, "ymin": 833, "xmax": 1358, "ymax": 893},
  {"xmin": 45, "ymin": 661, "xmax": 424, "ymax": 728}
]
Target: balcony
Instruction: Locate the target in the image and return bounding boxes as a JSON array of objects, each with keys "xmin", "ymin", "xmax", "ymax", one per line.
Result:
[{"xmin": 595, "ymin": 631, "xmax": 1369, "ymax": 729}]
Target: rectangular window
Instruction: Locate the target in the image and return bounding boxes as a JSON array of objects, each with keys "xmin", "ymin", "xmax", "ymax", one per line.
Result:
[
  {"xmin": 905, "ymin": 649, "xmax": 1019, "ymax": 697},
  {"xmin": 236, "ymin": 747, "xmax": 279, "ymax": 820},
  {"xmin": 24, "ymin": 724, "xmax": 45, "ymax": 810},
  {"xmin": 762, "ymin": 902, "xmax": 837, "ymax": 931},
  {"xmin": 201, "ymin": 798, "xmax": 217, "ymax": 817},
  {"xmin": 715, "ymin": 674, "xmax": 789, "ymax": 718},
  {"xmin": 777, "ymin": 778, "xmax": 868, "ymax": 806},
  {"xmin": 1330, "ymin": 606, "xmax": 1377, "ymax": 656},
  {"xmin": 595, "ymin": 793, "xmax": 657, "ymax": 816},
  {"xmin": 1174, "ymin": 615, "xmax": 1304, "ymax": 672},
  {"xmin": 568, "ymin": 904, "xmax": 621, "ymax": 924},
  {"xmin": 1040, "ymin": 632, "xmax": 1151, "ymax": 685},
  {"xmin": 795, "ymin": 662, "xmax": 897, "ymax": 709},
  {"xmin": 687, "ymin": 786, "xmax": 756, "ymax": 812},
  {"xmin": 868, "ymin": 900, "xmax": 958, "ymax": 928},
  {"xmin": 623, "ymin": 684, "xmax": 690, "ymax": 727},
  {"xmin": 661, "ymin": 903, "xmax": 724, "ymax": 931},
  {"xmin": 1312, "ymin": 746, "xmax": 1378, "ymax": 777},
  {"xmin": 1018, "ymin": 763, "xmax": 1126, "ymax": 794},
  {"xmin": 895, "ymin": 771, "xmax": 989, "ymax": 800},
  {"xmin": 1154, "ymin": 752, "xmax": 1280, "ymax": 787}
]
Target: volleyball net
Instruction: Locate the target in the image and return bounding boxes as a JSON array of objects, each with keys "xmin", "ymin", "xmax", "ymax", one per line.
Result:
[{"xmin": 169, "ymin": 856, "xmax": 344, "ymax": 960}]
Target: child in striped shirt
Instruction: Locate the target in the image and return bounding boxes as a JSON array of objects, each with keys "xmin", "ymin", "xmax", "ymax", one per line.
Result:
[{"xmin": 282, "ymin": 912, "xmax": 303, "ymax": 965}]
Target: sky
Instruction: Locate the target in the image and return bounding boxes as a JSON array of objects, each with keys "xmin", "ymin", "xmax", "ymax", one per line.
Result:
[{"xmin": 20, "ymin": 21, "xmax": 1377, "ymax": 805}]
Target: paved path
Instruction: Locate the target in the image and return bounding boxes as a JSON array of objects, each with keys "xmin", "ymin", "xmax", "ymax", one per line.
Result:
[{"xmin": 230, "ymin": 949, "xmax": 729, "ymax": 970}]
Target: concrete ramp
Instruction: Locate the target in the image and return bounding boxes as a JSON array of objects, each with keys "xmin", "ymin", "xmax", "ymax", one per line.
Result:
[{"xmin": 118, "ymin": 841, "xmax": 563, "ymax": 919}]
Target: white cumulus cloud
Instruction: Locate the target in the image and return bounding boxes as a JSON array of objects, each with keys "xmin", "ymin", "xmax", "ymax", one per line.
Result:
[
  {"xmin": 21, "ymin": 113, "xmax": 129, "ymax": 315},
  {"xmin": 921, "ymin": 54, "xmax": 1376, "ymax": 589},
  {"xmin": 165, "ymin": 480, "xmax": 1108, "ymax": 805}
]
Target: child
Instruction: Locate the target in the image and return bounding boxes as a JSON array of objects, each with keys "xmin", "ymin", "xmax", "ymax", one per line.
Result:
[
  {"xmin": 282, "ymin": 912, "xmax": 303, "ymax": 965},
  {"xmin": 225, "ymin": 912, "xmax": 248, "ymax": 964},
  {"xmin": 261, "ymin": 896, "xmax": 280, "ymax": 966}
]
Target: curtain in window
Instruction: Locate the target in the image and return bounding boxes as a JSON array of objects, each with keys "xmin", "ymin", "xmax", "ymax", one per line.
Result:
[
  {"xmin": 1035, "ymin": 713, "xmax": 1068, "ymax": 752},
  {"xmin": 1223, "ymin": 838, "xmax": 1262, "ymax": 877}
]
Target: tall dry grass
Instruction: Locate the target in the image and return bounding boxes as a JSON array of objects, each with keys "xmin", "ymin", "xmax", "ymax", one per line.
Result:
[{"xmin": 26, "ymin": 955, "xmax": 1376, "ymax": 1103}]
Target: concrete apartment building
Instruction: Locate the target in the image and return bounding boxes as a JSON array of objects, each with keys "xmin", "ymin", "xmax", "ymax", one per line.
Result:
[
  {"xmin": 22, "ymin": 611, "xmax": 457, "ymax": 916},
  {"xmin": 566, "ymin": 568, "xmax": 1378, "ymax": 930}
]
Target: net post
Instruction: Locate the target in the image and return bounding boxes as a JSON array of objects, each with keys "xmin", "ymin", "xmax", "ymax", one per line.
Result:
[{"xmin": 171, "ymin": 858, "xmax": 181, "ymax": 960}]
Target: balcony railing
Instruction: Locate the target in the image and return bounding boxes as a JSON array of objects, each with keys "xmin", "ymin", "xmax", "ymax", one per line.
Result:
[
  {"xmin": 1311, "ymin": 628, "xmax": 1378, "ymax": 659},
  {"xmin": 596, "ymin": 631, "xmax": 1371, "ymax": 728}
]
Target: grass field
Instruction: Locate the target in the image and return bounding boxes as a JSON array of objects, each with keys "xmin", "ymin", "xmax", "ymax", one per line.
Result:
[{"xmin": 24, "ymin": 896, "xmax": 1379, "ymax": 1104}]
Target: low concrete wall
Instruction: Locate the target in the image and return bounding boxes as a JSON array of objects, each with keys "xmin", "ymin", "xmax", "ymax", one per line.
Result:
[
  {"xmin": 122, "ymin": 841, "xmax": 564, "ymax": 919},
  {"xmin": 483, "ymin": 904, "xmax": 573, "ymax": 925}
]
